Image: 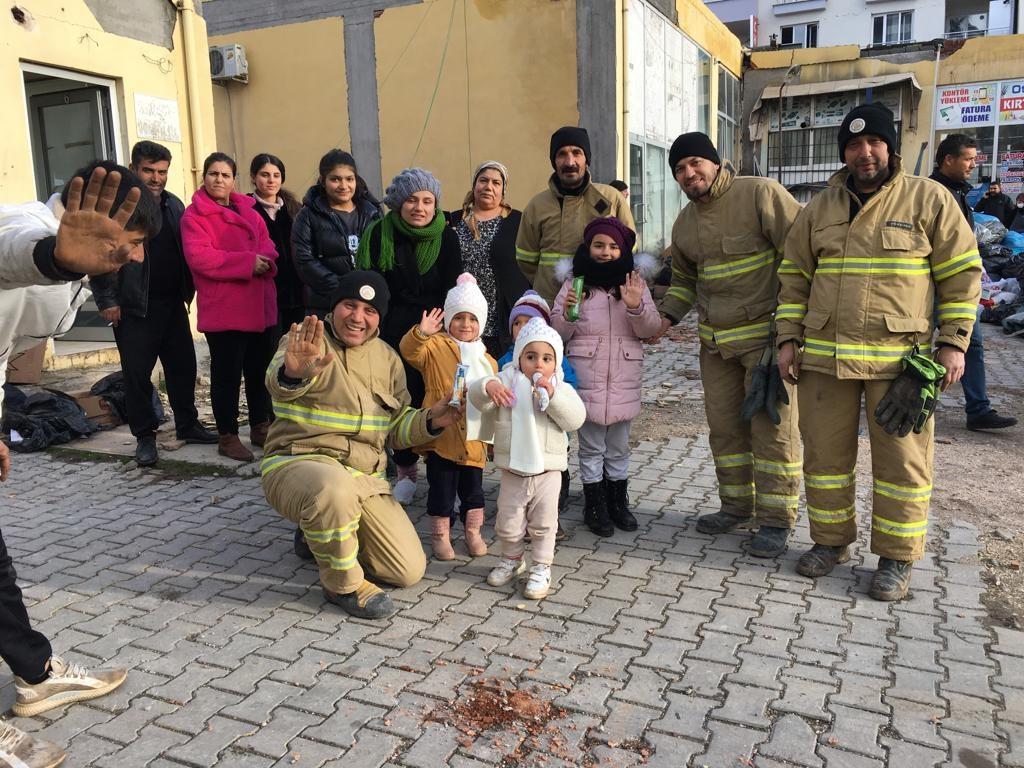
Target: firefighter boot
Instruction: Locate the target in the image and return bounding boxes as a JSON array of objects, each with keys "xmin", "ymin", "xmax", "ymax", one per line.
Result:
[
  {"xmin": 696, "ymin": 510, "xmax": 747, "ymax": 535},
  {"xmin": 869, "ymin": 558, "xmax": 913, "ymax": 601},
  {"xmin": 749, "ymin": 526, "xmax": 790, "ymax": 558},
  {"xmin": 796, "ymin": 544, "xmax": 851, "ymax": 577}
]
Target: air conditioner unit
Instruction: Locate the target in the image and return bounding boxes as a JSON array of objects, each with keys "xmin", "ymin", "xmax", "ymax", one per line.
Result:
[{"xmin": 210, "ymin": 43, "xmax": 248, "ymax": 83}]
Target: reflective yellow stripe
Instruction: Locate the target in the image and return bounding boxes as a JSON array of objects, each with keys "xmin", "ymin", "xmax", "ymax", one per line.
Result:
[
  {"xmin": 273, "ymin": 401, "xmax": 390, "ymax": 431},
  {"xmin": 775, "ymin": 303, "xmax": 807, "ymax": 321},
  {"xmin": 804, "ymin": 338, "xmax": 916, "ymax": 361},
  {"xmin": 807, "ymin": 505, "xmax": 856, "ymax": 524},
  {"xmin": 754, "ymin": 457, "xmax": 802, "ymax": 476},
  {"xmin": 778, "ymin": 258, "xmax": 810, "ymax": 280},
  {"xmin": 667, "ymin": 286, "xmax": 696, "ymax": 304},
  {"xmin": 539, "ymin": 251, "xmax": 571, "ymax": 265},
  {"xmin": 715, "ymin": 452, "xmax": 753, "ymax": 468},
  {"xmin": 816, "ymin": 257, "xmax": 930, "ymax": 275},
  {"xmin": 932, "ymin": 249, "xmax": 981, "ymax": 282},
  {"xmin": 872, "ymin": 514, "xmax": 928, "ymax": 537},
  {"xmin": 698, "ymin": 324, "xmax": 714, "ymax": 342},
  {"xmin": 304, "ymin": 519, "xmax": 360, "ymax": 544},
  {"xmin": 260, "ymin": 453, "xmax": 385, "ymax": 479},
  {"xmin": 391, "ymin": 406, "xmax": 420, "ymax": 446},
  {"xmin": 313, "ymin": 549, "xmax": 360, "ymax": 570},
  {"xmin": 759, "ymin": 493, "xmax": 800, "ymax": 509},
  {"xmin": 805, "ymin": 471, "xmax": 855, "ymax": 489},
  {"xmin": 936, "ymin": 302, "xmax": 978, "ymax": 321},
  {"xmin": 699, "ymin": 321, "xmax": 772, "ymax": 346},
  {"xmin": 699, "ymin": 249, "xmax": 776, "ymax": 281},
  {"xmin": 873, "ymin": 479, "xmax": 932, "ymax": 503},
  {"xmin": 516, "ymin": 247, "xmax": 540, "ymax": 264},
  {"xmin": 721, "ymin": 482, "xmax": 755, "ymax": 498},
  {"xmin": 671, "ymin": 266, "xmax": 693, "ymax": 281}
]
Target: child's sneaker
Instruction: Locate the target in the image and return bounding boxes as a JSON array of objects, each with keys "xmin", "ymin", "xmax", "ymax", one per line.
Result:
[
  {"xmin": 523, "ymin": 564, "xmax": 551, "ymax": 600},
  {"xmin": 487, "ymin": 557, "xmax": 525, "ymax": 587}
]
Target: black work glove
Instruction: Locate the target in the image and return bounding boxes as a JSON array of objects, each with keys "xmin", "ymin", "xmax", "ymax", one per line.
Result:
[
  {"xmin": 763, "ymin": 361, "xmax": 790, "ymax": 426},
  {"xmin": 874, "ymin": 371, "xmax": 923, "ymax": 437},
  {"xmin": 740, "ymin": 353, "xmax": 770, "ymax": 422}
]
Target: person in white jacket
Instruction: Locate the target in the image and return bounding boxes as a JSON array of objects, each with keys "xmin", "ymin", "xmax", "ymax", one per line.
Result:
[
  {"xmin": 0, "ymin": 164, "xmax": 158, "ymax": 768},
  {"xmin": 469, "ymin": 317, "xmax": 586, "ymax": 599}
]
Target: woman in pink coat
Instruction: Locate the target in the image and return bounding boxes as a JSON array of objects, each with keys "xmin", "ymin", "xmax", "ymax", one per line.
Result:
[
  {"xmin": 551, "ymin": 217, "xmax": 661, "ymax": 538},
  {"xmin": 181, "ymin": 152, "xmax": 278, "ymax": 462}
]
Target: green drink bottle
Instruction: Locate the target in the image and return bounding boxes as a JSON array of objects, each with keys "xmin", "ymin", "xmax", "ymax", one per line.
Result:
[{"xmin": 567, "ymin": 276, "xmax": 584, "ymax": 321}]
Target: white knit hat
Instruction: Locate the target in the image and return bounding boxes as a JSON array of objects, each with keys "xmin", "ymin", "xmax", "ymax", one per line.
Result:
[
  {"xmin": 513, "ymin": 316, "xmax": 563, "ymax": 371},
  {"xmin": 443, "ymin": 272, "xmax": 488, "ymax": 332}
]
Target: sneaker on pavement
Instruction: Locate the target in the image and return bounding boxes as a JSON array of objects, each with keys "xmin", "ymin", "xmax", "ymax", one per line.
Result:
[
  {"xmin": 487, "ymin": 557, "xmax": 526, "ymax": 587},
  {"xmin": 393, "ymin": 478, "xmax": 417, "ymax": 505},
  {"xmin": 966, "ymin": 409, "xmax": 1018, "ymax": 431},
  {"xmin": 749, "ymin": 525, "xmax": 791, "ymax": 558},
  {"xmin": 869, "ymin": 558, "xmax": 914, "ymax": 601},
  {"xmin": 13, "ymin": 656, "xmax": 127, "ymax": 717},
  {"xmin": 0, "ymin": 722, "xmax": 66, "ymax": 768},
  {"xmin": 554, "ymin": 523, "xmax": 571, "ymax": 542},
  {"xmin": 795, "ymin": 544, "xmax": 851, "ymax": 578},
  {"xmin": 523, "ymin": 564, "xmax": 551, "ymax": 600},
  {"xmin": 134, "ymin": 435, "xmax": 157, "ymax": 467}
]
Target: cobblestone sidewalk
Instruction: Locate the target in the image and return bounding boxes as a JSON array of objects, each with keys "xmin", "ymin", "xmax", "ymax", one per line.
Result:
[{"xmin": 1, "ymin": 330, "xmax": 1022, "ymax": 767}]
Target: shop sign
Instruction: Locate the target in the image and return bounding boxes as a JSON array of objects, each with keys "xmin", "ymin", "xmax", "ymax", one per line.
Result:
[
  {"xmin": 999, "ymin": 80, "xmax": 1024, "ymax": 124},
  {"xmin": 935, "ymin": 83, "xmax": 997, "ymax": 128}
]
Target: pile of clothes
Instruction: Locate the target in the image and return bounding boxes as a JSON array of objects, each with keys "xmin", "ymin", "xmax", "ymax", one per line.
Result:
[{"xmin": 977, "ymin": 213, "xmax": 1024, "ymax": 336}]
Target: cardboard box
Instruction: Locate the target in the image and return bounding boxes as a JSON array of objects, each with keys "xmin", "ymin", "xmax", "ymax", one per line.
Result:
[
  {"xmin": 69, "ymin": 390, "xmax": 122, "ymax": 428},
  {"xmin": 5, "ymin": 342, "xmax": 46, "ymax": 385}
]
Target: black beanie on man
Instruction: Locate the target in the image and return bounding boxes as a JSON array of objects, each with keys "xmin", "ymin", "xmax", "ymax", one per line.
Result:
[
  {"xmin": 549, "ymin": 126, "xmax": 592, "ymax": 168},
  {"xmin": 668, "ymin": 132, "xmax": 721, "ymax": 171},
  {"xmin": 837, "ymin": 102, "xmax": 898, "ymax": 156},
  {"xmin": 330, "ymin": 270, "xmax": 390, "ymax": 316}
]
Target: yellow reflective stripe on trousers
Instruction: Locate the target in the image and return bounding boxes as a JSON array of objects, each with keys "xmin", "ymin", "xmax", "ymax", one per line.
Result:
[
  {"xmin": 753, "ymin": 457, "xmax": 802, "ymax": 476},
  {"xmin": 312, "ymin": 548, "xmax": 360, "ymax": 570},
  {"xmin": 303, "ymin": 519, "xmax": 360, "ymax": 544},
  {"xmin": 936, "ymin": 302, "xmax": 978, "ymax": 321},
  {"xmin": 872, "ymin": 514, "xmax": 928, "ymax": 538},
  {"xmin": 816, "ymin": 257, "xmax": 930, "ymax": 275},
  {"xmin": 715, "ymin": 452, "xmax": 753, "ymax": 468},
  {"xmin": 516, "ymin": 247, "xmax": 540, "ymax": 264},
  {"xmin": 667, "ymin": 285, "xmax": 696, "ymax": 304},
  {"xmin": 774, "ymin": 303, "xmax": 807, "ymax": 322},
  {"xmin": 721, "ymin": 482, "xmax": 755, "ymax": 498},
  {"xmin": 778, "ymin": 258, "xmax": 810, "ymax": 280},
  {"xmin": 932, "ymin": 248, "xmax": 981, "ymax": 282},
  {"xmin": 699, "ymin": 249, "xmax": 775, "ymax": 281},
  {"xmin": 807, "ymin": 505, "xmax": 856, "ymax": 524},
  {"xmin": 259, "ymin": 453, "xmax": 386, "ymax": 479},
  {"xmin": 273, "ymin": 401, "xmax": 391, "ymax": 431},
  {"xmin": 873, "ymin": 479, "xmax": 932, "ymax": 503},
  {"xmin": 804, "ymin": 338, "xmax": 916, "ymax": 361},
  {"xmin": 699, "ymin": 322, "xmax": 772, "ymax": 346},
  {"xmin": 805, "ymin": 471, "xmax": 855, "ymax": 489},
  {"xmin": 758, "ymin": 493, "xmax": 800, "ymax": 509}
]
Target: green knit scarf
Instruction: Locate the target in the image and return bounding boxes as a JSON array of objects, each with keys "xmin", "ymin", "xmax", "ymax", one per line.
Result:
[{"xmin": 355, "ymin": 210, "xmax": 445, "ymax": 275}]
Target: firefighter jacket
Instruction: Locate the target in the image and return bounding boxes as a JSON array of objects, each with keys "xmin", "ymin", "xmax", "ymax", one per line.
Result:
[
  {"xmin": 516, "ymin": 173, "xmax": 634, "ymax": 304},
  {"xmin": 776, "ymin": 157, "xmax": 981, "ymax": 380},
  {"xmin": 261, "ymin": 318, "xmax": 436, "ymax": 484},
  {"xmin": 657, "ymin": 163, "xmax": 801, "ymax": 359}
]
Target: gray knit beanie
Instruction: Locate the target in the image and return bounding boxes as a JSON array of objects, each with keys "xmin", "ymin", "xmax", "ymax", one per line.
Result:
[{"xmin": 383, "ymin": 167, "xmax": 442, "ymax": 211}]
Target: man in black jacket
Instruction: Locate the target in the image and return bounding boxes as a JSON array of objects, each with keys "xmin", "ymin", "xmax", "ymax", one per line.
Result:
[
  {"xmin": 974, "ymin": 178, "xmax": 1016, "ymax": 227},
  {"xmin": 930, "ymin": 134, "xmax": 1017, "ymax": 432},
  {"xmin": 91, "ymin": 141, "xmax": 217, "ymax": 466}
]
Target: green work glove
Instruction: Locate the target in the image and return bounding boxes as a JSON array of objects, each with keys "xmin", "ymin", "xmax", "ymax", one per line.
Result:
[{"xmin": 873, "ymin": 353, "xmax": 947, "ymax": 437}]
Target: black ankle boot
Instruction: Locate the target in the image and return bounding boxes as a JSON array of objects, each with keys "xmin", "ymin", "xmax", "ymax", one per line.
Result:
[
  {"xmin": 606, "ymin": 478, "xmax": 638, "ymax": 531},
  {"xmin": 583, "ymin": 481, "xmax": 614, "ymax": 537}
]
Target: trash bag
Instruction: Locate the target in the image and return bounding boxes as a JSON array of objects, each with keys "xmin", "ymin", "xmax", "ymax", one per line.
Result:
[
  {"xmin": 1003, "ymin": 308, "xmax": 1024, "ymax": 335},
  {"xmin": 1003, "ymin": 254, "xmax": 1024, "ymax": 281},
  {"xmin": 981, "ymin": 243, "xmax": 1013, "ymax": 277},
  {"xmin": 1, "ymin": 384, "xmax": 98, "ymax": 452},
  {"xmin": 975, "ymin": 213, "xmax": 1008, "ymax": 245},
  {"xmin": 1003, "ymin": 230, "xmax": 1024, "ymax": 255},
  {"xmin": 981, "ymin": 302, "xmax": 1021, "ymax": 324},
  {"xmin": 89, "ymin": 371, "xmax": 165, "ymax": 425}
]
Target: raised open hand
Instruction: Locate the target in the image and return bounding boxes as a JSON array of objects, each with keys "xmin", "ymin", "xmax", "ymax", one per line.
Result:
[
  {"xmin": 620, "ymin": 271, "xmax": 644, "ymax": 310},
  {"xmin": 419, "ymin": 308, "xmax": 445, "ymax": 336},
  {"xmin": 283, "ymin": 316, "xmax": 333, "ymax": 379},
  {"xmin": 55, "ymin": 167, "xmax": 145, "ymax": 275}
]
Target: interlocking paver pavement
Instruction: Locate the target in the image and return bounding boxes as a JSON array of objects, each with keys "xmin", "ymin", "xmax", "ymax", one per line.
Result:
[{"xmin": 2, "ymin": 321, "xmax": 1021, "ymax": 766}]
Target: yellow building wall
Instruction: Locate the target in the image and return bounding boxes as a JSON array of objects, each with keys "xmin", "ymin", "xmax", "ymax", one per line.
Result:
[
  {"xmin": 209, "ymin": 18, "xmax": 348, "ymax": 196},
  {"xmin": 375, "ymin": 0, "xmax": 578, "ymax": 211},
  {"xmin": 674, "ymin": 0, "xmax": 743, "ymax": 77},
  {"xmin": 0, "ymin": 0, "xmax": 215, "ymax": 204},
  {"xmin": 749, "ymin": 36, "xmax": 1024, "ymax": 170}
]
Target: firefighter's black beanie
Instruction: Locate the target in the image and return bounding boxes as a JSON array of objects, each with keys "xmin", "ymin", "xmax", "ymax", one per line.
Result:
[
  {"xmin": 838, "ymin": 102, "xmax": 898, "ymax": 156},
  {"xmin": 549, "ymin": 126, "xmax": 592, "ymax": 168},
  {"xmin": 668, "ymin": 132, "xmax": 721, "ymax": 171}
]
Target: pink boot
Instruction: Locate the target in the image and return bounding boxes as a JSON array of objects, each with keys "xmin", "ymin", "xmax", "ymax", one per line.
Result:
[
  {"xmin": 430, "ymin": 516, "xmax": 455, "ymax": 560},
  {"xmin": 464, "ymin": 508, "xmax": 488, "ymax": 557}
]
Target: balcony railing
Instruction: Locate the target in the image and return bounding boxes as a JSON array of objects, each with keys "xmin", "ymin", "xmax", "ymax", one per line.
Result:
[{"xmin": 944, "ymin": 25, "xmax": 1013, "ymax": 38}]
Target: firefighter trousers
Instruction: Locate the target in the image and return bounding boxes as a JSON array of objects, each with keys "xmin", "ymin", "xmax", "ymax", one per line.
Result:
[
  {"xmin": 799, "ymin": 371, "xmax": 933, "ymax": 561},
  {"xmin": 699, "ymin": 346, "xmax": 801, "ymax": 528},
  {"xmin": 262, "ymin": 456, "xmax": 427, "ymax": 594}
]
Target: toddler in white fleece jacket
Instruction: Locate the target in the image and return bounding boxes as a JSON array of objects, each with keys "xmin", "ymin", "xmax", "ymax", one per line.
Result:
[{"xmin": 469, "ymin": 317, "xmax": 586, "ymax": 599}]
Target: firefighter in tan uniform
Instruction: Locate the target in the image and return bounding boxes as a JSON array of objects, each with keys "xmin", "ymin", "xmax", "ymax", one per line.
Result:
[
  {"xmin": 652, "ymin": 132, "xmax": 803, "ymax": 558},
  {"xmin": 776, "ymin": 103, "xmax": 981, "ymax": 600},
  {"xmin": 517, "ymin": 126, "xmax": 634, "ymax": 305},
  {"xmin": 261, "ymin": 271, "xmax": 462, "ymax": 619}
]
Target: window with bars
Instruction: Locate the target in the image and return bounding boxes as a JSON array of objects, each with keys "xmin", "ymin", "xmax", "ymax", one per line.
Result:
[
  {"xmin": 717, "ymin": 69, "xmax": 740, "ymax": 162},
  {"xmin": 872, "ymin": 11, "xmax": 913, "ymax": 44}
]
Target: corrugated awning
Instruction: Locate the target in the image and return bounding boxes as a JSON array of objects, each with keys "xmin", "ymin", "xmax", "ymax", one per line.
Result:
[{"xmin": 748, "ymin": 73, "xmax": 922, "ymax": 140}]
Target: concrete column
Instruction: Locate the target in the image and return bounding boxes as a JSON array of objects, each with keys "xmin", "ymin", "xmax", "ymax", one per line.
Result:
[
  {"xmin": 576, "ymin": 0, "xmax": 619, "ymax": 181},
  {"xmin": 343, "ymin": 8, "xmax": 383, "ymax": 198}
]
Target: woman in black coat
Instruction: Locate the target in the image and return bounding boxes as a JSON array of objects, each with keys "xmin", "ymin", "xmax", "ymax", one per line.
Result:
[
  {"xmin": 355, "ymin": 167, "xmax": 462, "ymax": 501},
  {"xmin": 291, "ymin": 150, "xmax": 382, "ymax": 318},
  {"xmin": 446, "ymin": 160, "xmax": 528, "ymax": 358},
  {"xmin": 249, "ymin": 153, "xmax": 303, "ymax": 340}
]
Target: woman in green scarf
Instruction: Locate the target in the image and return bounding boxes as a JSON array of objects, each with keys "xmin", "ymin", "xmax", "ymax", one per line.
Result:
[{"xmin": 356, "ymin": 168, "xmax": 462, "ymax": 502}]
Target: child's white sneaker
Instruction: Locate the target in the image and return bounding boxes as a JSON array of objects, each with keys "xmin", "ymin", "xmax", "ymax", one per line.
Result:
[
  {"xmin": 393, "ymin": 478, "xmax": 416, "ymax": 505},
  {"xmin": 487, "ymin": 558, "xmax": 525, "ymax": 587},
  {"xmin": 523, "ymin": 564, "xmax": 551, "ymax": 600}
]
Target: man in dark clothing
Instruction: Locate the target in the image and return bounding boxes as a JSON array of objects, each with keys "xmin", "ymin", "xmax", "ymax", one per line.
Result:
[
  {"xmin": 930, "ymin": 134, "xmax": 1017, "ymax": 432},
  {"xmin": 91, "ymin": 141, "xmax": 217, "ymax": 466},
  {"xmin": 973, "ymin": 178, "xmax": 1016, "ymax": 227}
]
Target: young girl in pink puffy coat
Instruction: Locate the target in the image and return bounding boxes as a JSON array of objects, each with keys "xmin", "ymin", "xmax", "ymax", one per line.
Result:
[{"xmin": 551, "ymin": 217, "xmax": 661, "ymax": 538}]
